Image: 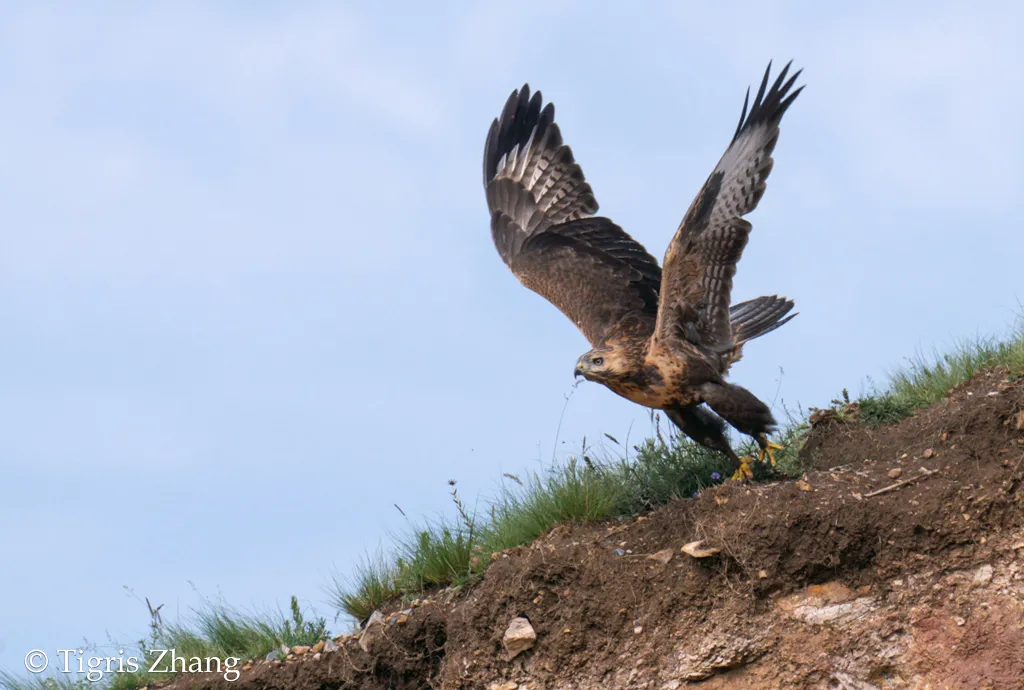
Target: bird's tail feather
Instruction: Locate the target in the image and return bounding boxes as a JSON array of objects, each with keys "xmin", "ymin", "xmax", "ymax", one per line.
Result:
[{"xmin": 729, "ymin": 295, "xmax": 796, "ymax": 346}]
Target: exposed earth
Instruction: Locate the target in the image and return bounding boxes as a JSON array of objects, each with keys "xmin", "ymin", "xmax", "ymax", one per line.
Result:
[{"xmin": 167, "ymin": 368, "xmax": 1024, "ymax": 689}]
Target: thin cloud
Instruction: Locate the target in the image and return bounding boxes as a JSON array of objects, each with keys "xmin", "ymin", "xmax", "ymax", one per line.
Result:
[{"xmin": 0, "ymin": 4, "xmax": 447, "ymax": 136}]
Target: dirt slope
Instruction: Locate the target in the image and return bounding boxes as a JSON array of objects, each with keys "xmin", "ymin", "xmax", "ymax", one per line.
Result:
[{"xmin": 172, "ymin": 369, "xmax": 1024, "ymax": 689}]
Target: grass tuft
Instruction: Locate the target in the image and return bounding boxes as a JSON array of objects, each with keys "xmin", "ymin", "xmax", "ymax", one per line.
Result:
[
  {"xmin": 1, "ymin": 594, "xmax": 327, "ymax": 690},
  {"xmin": 111, "ymin": 594, "xmax": 325, "ymax": 690},
  {"xmin": 851, "ymin": 319, "xmax": 1024, "ymax": 427},
  {"xmin": 615, "ymin": 415, "xmax": 735, "ymax": 512},
  {"xmin": 482, "ymin": 456, "xmax": 624, "ymax": 554},
  {"xmin": 328, "ymin": 549, "xmax": 402, "ymax": 625}
]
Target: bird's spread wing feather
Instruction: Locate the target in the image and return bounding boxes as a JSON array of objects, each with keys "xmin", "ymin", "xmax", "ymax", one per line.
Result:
[
  {"xmin": 654, "ymin": 61, "xmax": 803, "ymax": 356},
  {"xmin": 484, "ymin": 85, "xmax": 661, "ymax": 347}
]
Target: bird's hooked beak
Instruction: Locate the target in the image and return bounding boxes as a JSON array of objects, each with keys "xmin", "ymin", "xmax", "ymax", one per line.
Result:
[{"xmin": 574, "ymin": 364, "xmax": 584, "ymax": 379}]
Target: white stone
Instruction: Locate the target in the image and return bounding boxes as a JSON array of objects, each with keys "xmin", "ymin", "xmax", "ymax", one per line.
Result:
[
  {"xmin": 502, "ymin": 617, "xmax": 537, "ymax": 659},
  {"xmin": 359, "ymin": 611, "xmax": 386, "ymax": 653}
]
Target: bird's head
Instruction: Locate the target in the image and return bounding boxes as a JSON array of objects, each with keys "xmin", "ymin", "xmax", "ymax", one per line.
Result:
[{"xmin": 574, "ymin": 348, "xmax": 620, "ymax": 383}]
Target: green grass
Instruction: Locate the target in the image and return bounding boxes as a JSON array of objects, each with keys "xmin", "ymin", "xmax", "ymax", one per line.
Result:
[
  {"xmin": 104, "ymin": 594, "xmax": 326, "ymax": 690},
  {"xmin": 0, "ymin": 594, "xmax": 330, "ymax": 690},
  {"xmin": 329, "ymin": 419, "xmax": 801, "ymax": 622},
  {"xmin": 851, "ymin": 321, "xmax": 1024, "ymax": 427},
  {"xmin": 482, "ymin": 456, "xmax": 625, "ymax": 554},
  {"xmin": 328, "ymin": 549, "xmax": 402, "ymax": 626}
]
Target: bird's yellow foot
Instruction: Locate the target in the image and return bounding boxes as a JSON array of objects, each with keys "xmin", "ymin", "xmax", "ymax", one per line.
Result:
[
  {"xmin": 731, "ymin": 457, "xmax": 755, "ymax": 481},
  {"xmin": 757, "ymin": 441, "xmax": 784, "ymax": 467}
]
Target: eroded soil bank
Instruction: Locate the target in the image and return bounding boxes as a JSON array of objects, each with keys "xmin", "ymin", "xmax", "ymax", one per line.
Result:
[{"xmin": 170, "ymin": 369, "xmax": 1024, "ymax": 689}]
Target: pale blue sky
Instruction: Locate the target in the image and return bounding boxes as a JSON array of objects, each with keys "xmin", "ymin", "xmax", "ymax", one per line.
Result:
[{"xmin": 2, "ymin": 0, "xmax": 1023, "ymax": 675}]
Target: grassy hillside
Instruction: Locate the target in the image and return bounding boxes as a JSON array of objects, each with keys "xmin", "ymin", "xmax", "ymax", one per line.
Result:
[
  {"xmin": 332, "ymin": 320, "xmax": 1024, "ymax": 624},
  {"xmin": 3, "ymin": 318, "xmax": 1022, "ymax": 690}
]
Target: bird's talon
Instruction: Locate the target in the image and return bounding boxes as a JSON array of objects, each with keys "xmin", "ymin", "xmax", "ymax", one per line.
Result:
[
  {"xmin": 731, "ymin": 458, "xmax": 755, "ymax": 481},
  {"xmin": 757, "ymin": 441, "xmax": 784, "ymax": 467}
]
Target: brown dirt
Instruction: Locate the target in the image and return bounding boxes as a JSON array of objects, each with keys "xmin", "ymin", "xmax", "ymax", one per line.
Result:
[{"xmin": 167, "ymin": 369, "xmax": 1024, "ymax": 689}]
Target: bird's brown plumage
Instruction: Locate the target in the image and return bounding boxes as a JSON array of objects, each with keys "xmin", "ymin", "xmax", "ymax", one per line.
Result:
[{"xmin": 483, "ymin": 61, "xmax": 804, "ymax": 471}]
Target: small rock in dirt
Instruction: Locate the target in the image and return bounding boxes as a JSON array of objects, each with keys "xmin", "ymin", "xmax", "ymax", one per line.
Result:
[
  {"xmin": 796, "ymin": 480, "xmax": 812, "ymax": 491},
  {"xmin": 923, "ymin": 448, "xmax": 935, "ymax": 459},
  {"xmin": 1015, "ymin": 410, "xmax": 1024, "ymax": 430},
  {"xmin": 242, "ymin": 663, "xmax": 252, "ymax": 671},
  {"xmin": 648, "ymin": 548, "xmax": 674, "ymax": 565},
  {"xmin": 312, "ymin": 652, "xmax": 321, "ymax": 661},
  {"xmin": 973, "ymin": 564, "xmax": 994, "ymax": 586},
  {"xmin": 887, "ymin": 468, "xmax": 903, "ymax": 479},
  {"xmin": 681, "ymin": 541, "xmax": 720, "ymax": 558},
  {"xmin": 502, "ymin": 617, "xmax": 537, "ymax": 659},
  {"xmin": 611, "ymin": 547, "xmax": 626, "ymax": 557},
  {"xmin": 359, "ymin": 611, "xmax": 386, "ymax": 653},
  {"xmin": 677, "ymin": 633, "xmax": 764, "ymax": 681},
  {"xmin": 758, "ymin": 570, "xmax": 768, "ymax": 579},
  {"xmin": 940, "ymin": 432, "xmax": 949, "ymax": 441},
  {"xmin": 310, "ymin": 640, "xmax": 325, "ymax": 654},
  {"xmin": 396, "ymin": 612, "xmax": 409, "ymax": 625},
  {"xmin": 488, "ymin": 682, "xmax": 519, "ymax": 690},
  {"xmin": 633, "ymin": 626, "xmax": 643, "ymax": 634},
  {"xmin": 291, "ymin": 645, "xmax": 310, "ymax": 655},
  {"xmin": 324, "ymin": 639, "xmax": 338, "ymax": 652},
  {"xmin": 280, "ymin": 645, "xmax": 290, "ymax": 655}
]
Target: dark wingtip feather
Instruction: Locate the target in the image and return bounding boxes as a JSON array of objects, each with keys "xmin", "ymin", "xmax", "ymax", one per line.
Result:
[
  {"xmin": 734, "ymin": 87, "xmax": 752, "ymax": 140},
  {"xmin": 482, "ymin": 82, "xmax": 554, "ymax": 188},
  {"xmin": 730, "ymin": 60, "xmax": 805, "ymax": 144}
]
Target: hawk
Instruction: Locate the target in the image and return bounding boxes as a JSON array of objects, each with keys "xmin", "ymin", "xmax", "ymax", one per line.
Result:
[{"xmin": 483, "ymin": 61, "xmax": 803, "ymax": 480}]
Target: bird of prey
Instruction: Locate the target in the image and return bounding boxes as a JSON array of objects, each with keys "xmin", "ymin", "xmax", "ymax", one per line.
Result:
[{"xmin": 482, "ymin": 61, "xmax": 803, "ymax": 480}]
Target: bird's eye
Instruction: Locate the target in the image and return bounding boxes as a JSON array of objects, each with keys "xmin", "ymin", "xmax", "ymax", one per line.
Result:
[{"xmin": 592, "ymin": 357, "xmax": 604, "ymax": 366}]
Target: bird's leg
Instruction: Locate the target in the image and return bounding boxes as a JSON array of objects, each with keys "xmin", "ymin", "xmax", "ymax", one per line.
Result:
[
  {"xmin": 663, "ymin": 405, "xmax": 750, "ymax": 480},
  {"xmin": 698, "ymin": 382, "xmax": 781, "ymax": 480}
]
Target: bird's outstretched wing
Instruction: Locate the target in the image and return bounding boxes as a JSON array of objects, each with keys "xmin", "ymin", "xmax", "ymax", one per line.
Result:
[
  {"xmin": 654, "ymin": 61, "xmax": 803, "ymax": 356},
  {"xmin": 485, "ymin": 85, "xmax": 662, "ymax": 347}
]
